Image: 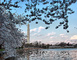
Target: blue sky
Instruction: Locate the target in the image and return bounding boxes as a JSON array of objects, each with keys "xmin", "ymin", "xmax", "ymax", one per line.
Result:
[{"xmin": 7, "ymin": 0, "xmax": 77, "ymax": 44}]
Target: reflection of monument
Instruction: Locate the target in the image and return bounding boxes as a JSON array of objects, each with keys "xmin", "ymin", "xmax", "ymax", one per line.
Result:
[
  {"xmin": 27, "ymin": 55, "xmax": 29, "ymax": 60},
  {"xmin": 27, "ymin": 24, "xmax": 30, "ymax": 43}
]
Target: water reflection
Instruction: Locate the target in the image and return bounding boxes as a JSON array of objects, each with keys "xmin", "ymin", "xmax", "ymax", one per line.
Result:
[{"xmin": 16, "ymin": 49, "xmax": 77, "ymax": 60}]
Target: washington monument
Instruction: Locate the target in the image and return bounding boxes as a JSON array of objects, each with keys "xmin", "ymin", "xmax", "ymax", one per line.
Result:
[{"xmin": 27, "ymin": 24, "xmax": 30, "ymax": 43}]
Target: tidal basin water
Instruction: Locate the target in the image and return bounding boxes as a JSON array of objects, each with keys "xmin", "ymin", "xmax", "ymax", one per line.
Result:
[{"xmin": 16, "ymin": 48, "xmax": 77, "ymax": 60}]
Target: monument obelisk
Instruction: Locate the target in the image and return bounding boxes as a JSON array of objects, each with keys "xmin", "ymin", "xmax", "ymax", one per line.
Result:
[{"xmin": 27, "ymin": 24, "xmax": 30, "ymax": 43}]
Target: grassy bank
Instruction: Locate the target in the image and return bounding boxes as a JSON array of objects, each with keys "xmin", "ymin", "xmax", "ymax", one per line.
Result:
[{"xmin": 0, "ymin": 49, "xmax": 4, "ymax": 51}]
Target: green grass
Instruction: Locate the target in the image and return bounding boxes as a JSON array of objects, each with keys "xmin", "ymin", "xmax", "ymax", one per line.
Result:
[{"xmin": 0, "ymin": 49, "xmax": 4, "ymax": 51}]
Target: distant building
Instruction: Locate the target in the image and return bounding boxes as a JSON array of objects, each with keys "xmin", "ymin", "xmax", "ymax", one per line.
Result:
[
  {"xmin": 49, "ymin": 45, "xmax": 74, "ymax": 49},
  {"xmin": 49, "ymin": 46, "xmax": 61, "ymax": 49},
  {"xmin": 64, "ymin": 46, "xmax": 74, "ymax": 48}
]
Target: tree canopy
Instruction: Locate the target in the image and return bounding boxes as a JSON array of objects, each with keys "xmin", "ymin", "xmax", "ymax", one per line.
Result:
[
  {"xmin": 0, "ymin": 0, "xmax": 77, "ymax": 32},
  {"xmin": 0, "ymin": 6, "xmax": 24, "ymax": 58}
]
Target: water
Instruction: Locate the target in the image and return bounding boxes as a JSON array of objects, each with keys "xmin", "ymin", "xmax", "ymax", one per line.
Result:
[{"xmin": 16, "ymin": 48, "xmax": 77, "ymax": 60}]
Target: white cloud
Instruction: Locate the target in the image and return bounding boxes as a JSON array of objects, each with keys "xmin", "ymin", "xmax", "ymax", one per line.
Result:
[
  {"xmin": 70, "ymin": 35, "xmax": 77, "ymax": 40},
  {"xmin": 21, "ymin": 31, "xmax": 26, "ymax": 34},
  {"xmin": 33, "ymin": 33, "xmax": 38, "ymax": 36},
  {"xmin": 60, "ymin": 34, "xmax": 68, "ymax": 38},
  {"xmin": 49, "ymin": 41, "xmax": 59, "ymax": 45},
  {"xmin": 50, "ymin": 37, "xmax": 54, "ymax": 39},
  {"xmin": 47, "ymin": 32, "xmax": 56, "ymax": 36},
  {"xmin": 60, "ymin": 34, "xmax": 64, "ymax": 36},
  {"xmin": 30, "ymin": 26, "xmax": 45, "ymax": 33},
  {"xmin": 38, "ymin": 26, "xmax": 45, "ymax": 32},
  {"xmin": 30, "ymin": 28, "xmax": 37, "ymax": 33},
  {"xmin": 70, "ymin": 40, "xmax": 77, "ymax": 44}
]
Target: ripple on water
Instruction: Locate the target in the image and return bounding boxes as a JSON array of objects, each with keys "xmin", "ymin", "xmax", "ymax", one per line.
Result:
[{"xmin": 16, "ymin": 49, "xmax": 77, "ymax": 60}]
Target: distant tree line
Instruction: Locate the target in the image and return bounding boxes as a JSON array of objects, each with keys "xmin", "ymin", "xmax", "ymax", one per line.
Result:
[
  {"xmin": 19, "ymin": 41, "xmax": 52, "ymax": 49},
  {"xmin": 56, "ymin": 42, "xmax": 77, "ymax": 48},
  {"xmin": 20, "ymin": 41, "xmax": 77, "ymax": 49}
]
